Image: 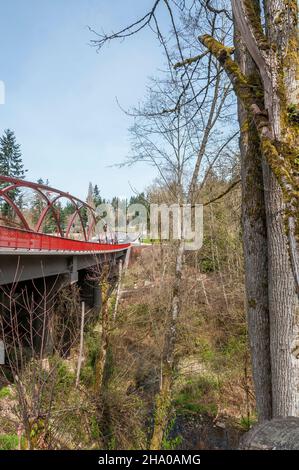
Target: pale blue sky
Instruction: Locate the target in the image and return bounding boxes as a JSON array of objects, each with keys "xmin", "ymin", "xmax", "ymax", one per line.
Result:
[{"xmin": 0, "ymin": 0, "xmax": 165, "ymax": 200}]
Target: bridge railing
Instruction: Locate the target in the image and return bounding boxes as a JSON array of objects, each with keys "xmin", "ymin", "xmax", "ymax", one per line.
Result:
[{"xmin": 0, "ymin": 225, "xmax": 130, "ymax": 252}]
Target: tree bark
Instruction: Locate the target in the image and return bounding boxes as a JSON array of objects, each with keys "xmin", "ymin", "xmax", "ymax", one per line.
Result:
[
  {"xmin": 202, "ymin": 0, "xmax": 299, "ymax": 418},
  {"xmin": 234, "ymin": 24, "xmax": 272, "ymax": 421},
  {"xmin": 261, "ymin": 0, "xmax": 299, "ymax": 417},
  {"xmin": 263, "ymin": 162, "xmax": 299, "ymax": 416},
  {"xmin": 233, "ymin": 0, "xmax": 299, "ymax": 417}
]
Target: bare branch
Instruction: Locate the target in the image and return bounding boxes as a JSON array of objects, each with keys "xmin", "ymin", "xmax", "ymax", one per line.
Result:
[
  {"xmin": 89, "ymin": 0, "xmax": 162, "ymax": 50},
  {"xmin": 203, "ymin": 178, "xmax": 241, "ymax": 206},
  {"xmin": 206, "ymin": 0, "xmax": 233, "ymax": 21}
]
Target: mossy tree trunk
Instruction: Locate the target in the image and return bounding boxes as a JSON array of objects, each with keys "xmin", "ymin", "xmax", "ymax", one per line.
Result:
[
  {"xmin": 94, "ymin": 273, "xmax": 111, "ymax": 395},
  {"xmin": 200, "ymin": 0, "xmax": 299, "ymax": 417},
  {"xmin": 263, "ymin": 161, "xmax": 299, "ymax": 416},
  {"xmin": 150, "ymin": 240, "xmax": 184, "ymax": 450},
  {"xmin": 261, "ymin": 0, "xmax": 299, "ymax": 419},
  {"xmin": 94, "ymin": 265, "xmax": 120, "ymax": 448},
  {"xmin": 234, "ymin": 16, "xmax": 272, "ymax": 421}
]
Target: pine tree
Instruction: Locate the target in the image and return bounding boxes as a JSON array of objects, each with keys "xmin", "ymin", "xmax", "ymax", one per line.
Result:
[
  {"xmin": 0, "ymin": 129, "xmax": 26, "ymax": 217},
  {"xmin": 93, "ymin": 184, "xmax": 103, "ymax": 206},
  {"xmin": 83, "ymin": 182, "xmax": 94, "ymax": 235},
  {"xmin": 87, "ymin": 182, "xmax": 94, "ymax": 208},
  {"xmin": 0, "ymin": 129, "xmax": 25, "ymax": 179}
]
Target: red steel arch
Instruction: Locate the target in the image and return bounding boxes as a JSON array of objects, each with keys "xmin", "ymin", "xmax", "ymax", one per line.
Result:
[
  {"xmin": 0, "ymin": 175, "xmax": 97, "ymax": 241},
  {"xmin": 0, "ymin": 175, "xmax": 131, "ymax": 253}
]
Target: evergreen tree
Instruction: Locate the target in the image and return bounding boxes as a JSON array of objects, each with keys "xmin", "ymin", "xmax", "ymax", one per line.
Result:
[
  {"xmin": 0, "ymin": 129, "xmax": 26, "ymax": 218},
  {"xmin": 129, "ymin": 192, "xmax": 148, "ymax": 209},
  {"xmin": 87, "ymin": 182, "xmax": 94, "ymax": 208},
  {"xmin": 82, "ymin": 182, "xmax": 94, "ymax": 233},
  {"xmin": 0, "ymin": 129, "xmax": 25, "ymax": 179},
  {"xmin": 93, "ymin": 184, "xmax": 103, "ymax": 206}
]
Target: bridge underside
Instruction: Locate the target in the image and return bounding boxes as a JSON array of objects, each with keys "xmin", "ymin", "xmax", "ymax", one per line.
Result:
[
  {"xmin": 0, "ymin": 248, "xmax": 129, "ymax": 363},
  {"xmin": 0, "ymin": 249, "xmax": 128, "ymax": 286}
]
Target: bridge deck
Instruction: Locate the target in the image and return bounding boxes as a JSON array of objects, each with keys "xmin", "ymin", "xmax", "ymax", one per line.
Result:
[
  {"xmin": 0, "ymin": 228, "xmax": 130, "ymax": 286},
  {"xmin": 0, "ymin": 226, "xmax": 130, "ymax": 254}
]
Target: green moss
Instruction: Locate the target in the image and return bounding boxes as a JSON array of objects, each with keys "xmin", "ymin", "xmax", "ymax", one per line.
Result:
[
  {"xmin": 154, "ymin": 382, "xmax": 172, "ymax": 425},
  {"xmin": 200, "ymin": 35, "xmax": 234, "ymax": 57},
  {"xmin": 199, "ymin": 35, "xmax": 251, "ymax": 100},
  {"xmin": 0, "ymin": 387, "xmax": 11, "ymax": 399},
  {"xmin": 30, "ymin": 419, "xmax": 45, "ymax": 439},
  {"xmin": 199, "ymin": 35, "xmax": 266, "ymax": 110},
  {"xmin": 0, "ymin": 434, "xmax": 19, "ymax": 450},
  {"xmin": 261, "ymin": 138, "xmax": 298, "ymax": 189},
  {"xmin": 284, "ymin": 36, "xmax": 299, "ymax": 69},
  {"xmin": 243, "ymin": 0, "xmax": 271, "ymax": 50},
  {"xmin": 241, "ymin": 119, "xmax": 249, "ymax": 133}
]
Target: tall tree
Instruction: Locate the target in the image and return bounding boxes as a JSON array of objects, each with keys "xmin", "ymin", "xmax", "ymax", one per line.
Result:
[
  {"xmin": 115, "ymin": 33, "xmax": 236, "ymax": 448},
  {"xmin": 234, "ymin": 8, "xmax": 272, "ymax": 420},
  {"xmin": 199, "ymin": 0, "xmax": 299, "ymax": 418},
  {"xmin": 0, "ymin": 129, "xmax": 26, "ymax": 217},
  {"xmin": 87, "ymin": 182, "xmax": 94, "ymax": 207},
  {"xmin": 0, "ymin": 129, "xmax": 25, "ymax": 179},
  {"xmin": 93, "ymin": 184, "xmax": 103, "ymax": 206}
]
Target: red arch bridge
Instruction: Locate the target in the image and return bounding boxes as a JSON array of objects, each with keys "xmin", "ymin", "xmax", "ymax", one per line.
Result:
[{"xmin": 0, "ymin": 175, "xmax": 130, "ymax": 288}]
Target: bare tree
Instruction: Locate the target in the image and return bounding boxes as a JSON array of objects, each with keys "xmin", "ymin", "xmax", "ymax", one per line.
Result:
[{"xmin": 93, "ymin": 7, "xmax": 238, "ymax": 444}]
